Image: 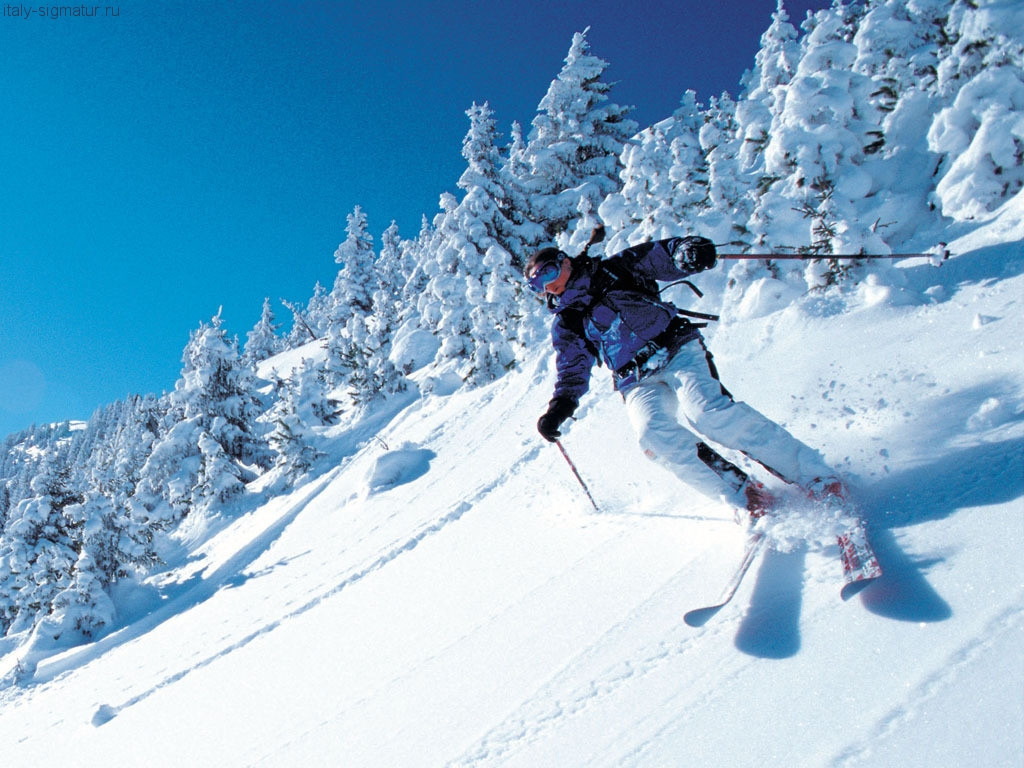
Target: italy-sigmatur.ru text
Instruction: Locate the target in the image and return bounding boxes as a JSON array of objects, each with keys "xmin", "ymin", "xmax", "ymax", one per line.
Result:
[{"xmin": 3, "ymin": 4, "xmax": 120, "ymax": 19}]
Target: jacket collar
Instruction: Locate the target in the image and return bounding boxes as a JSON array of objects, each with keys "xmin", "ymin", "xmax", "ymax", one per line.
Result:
[{"xmin": 548, "ymin": 257, "xmax": 595, "ymax": 313}]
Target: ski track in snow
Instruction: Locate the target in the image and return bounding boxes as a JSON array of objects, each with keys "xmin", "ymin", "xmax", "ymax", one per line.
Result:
[
  {"xmin": 250, "ymin": 481, "xmax": 636, "ymax": 767},
  {"xmin": 92, "ymin": 443, "xmax": 539, "ymax": 726},
  {"xmin": 449, "ymin": 549, "xmax": 760, "ymax": 767},
  {"xmin": 829, "ymin": 601, "xmax": 1024, "ymax": 767}
]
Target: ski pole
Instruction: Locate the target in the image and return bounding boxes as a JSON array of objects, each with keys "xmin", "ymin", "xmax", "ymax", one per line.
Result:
[
  {"xmin": 715, "ymin": 242, "xmax": 950, "ymax": 260},
  {"xmin": 717, "ymin": 252, "xmax": 939, "ymax": 260},
  {"xmin": 554, "ymin": 439, "xmax": 600, "ymax": 512}
]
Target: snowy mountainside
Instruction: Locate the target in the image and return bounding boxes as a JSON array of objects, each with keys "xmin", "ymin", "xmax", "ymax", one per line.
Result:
[{"xmin": 0, "ymin": 199, "xmax": 1022, "ymax": 766}]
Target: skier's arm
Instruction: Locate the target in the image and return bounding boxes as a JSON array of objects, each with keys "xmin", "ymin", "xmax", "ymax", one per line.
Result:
[
  {"xmin": 620, "ymin": 236, "xmax": 718, "ymax": 282},
  {"xmin": 550, "ymin": 314, "xmax": 594, "ymax": 404},
  {"xmin": 537, "ymin": 316, "xmax": 595, "ymax": 441}
]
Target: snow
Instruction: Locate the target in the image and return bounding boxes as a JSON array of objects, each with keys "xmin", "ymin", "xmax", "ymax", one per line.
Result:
[
  {"xmin": 1, "ymin": 201, "xmax": 1022, "ymax": 767},
  {"xmin": 3, "ymin": 6, "xmax": 1024, "ymax": 763}
]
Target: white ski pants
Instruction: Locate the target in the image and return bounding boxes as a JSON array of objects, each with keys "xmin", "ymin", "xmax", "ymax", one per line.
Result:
[{"xmin": 623, "ymin": 340, "xmax": 834, "ymax": 505}]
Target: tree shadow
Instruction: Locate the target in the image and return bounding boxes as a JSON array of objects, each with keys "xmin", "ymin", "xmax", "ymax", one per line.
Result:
[
  {"xmin": 900, "ymin": 240, "xmax": 1024, "ymax": 301},
  {"xmin": 848, "ymin": 435, "xmax": 1024, "ymax": 622},
  {"xmin": 858, "ymin": 436, "xmax": 1024, "ymax": 530}
]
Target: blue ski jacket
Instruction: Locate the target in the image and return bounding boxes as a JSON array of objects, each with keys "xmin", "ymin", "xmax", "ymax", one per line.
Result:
[{"xmin": 547, "ymin": 237, "xmax": 709, "ymax": 403}]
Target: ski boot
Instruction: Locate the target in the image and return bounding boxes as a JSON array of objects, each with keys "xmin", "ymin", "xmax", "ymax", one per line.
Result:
[
  {"xmin": 806, "ymin": 476, "xmax": 850, "ymax": 506},
  {"xmin": 734, "ymin": 478, "xmax": 777, "ymax": 525}
]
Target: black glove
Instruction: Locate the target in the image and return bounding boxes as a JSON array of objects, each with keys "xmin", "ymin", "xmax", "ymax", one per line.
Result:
[
  {"xmin": 537, "ymin": 397, "xmax": 577, "ymax": 442},
  {"xmin": 675, "ymin": 236, "xmax": 717, "ymax": 273}
]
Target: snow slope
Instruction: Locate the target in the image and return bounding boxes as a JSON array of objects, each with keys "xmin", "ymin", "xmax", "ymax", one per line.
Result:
[{"xmin": 0, "ymin": 210, "xmax": 1022, "ymax": 766}]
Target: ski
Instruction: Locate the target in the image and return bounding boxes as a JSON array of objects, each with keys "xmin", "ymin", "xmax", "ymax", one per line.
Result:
[
  {"xmin": 838, "ymin": 518, "xmax": 883, "ymax": 600},
  {"xmin": 684, "ymin": 530, "xmax": 767, "ymax": 627}
]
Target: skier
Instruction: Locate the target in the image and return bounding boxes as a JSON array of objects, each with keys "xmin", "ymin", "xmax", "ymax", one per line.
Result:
[{"xmin": 526, "ymin": 227, "xmax": 846, "ymax": 519}]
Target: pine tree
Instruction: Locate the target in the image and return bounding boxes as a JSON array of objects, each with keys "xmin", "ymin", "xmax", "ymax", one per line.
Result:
[
  {"xmin": 928, "ymin": 0, "xmax": 1024, "ymax": 221},
  {"xmin": 268, "ymin": 367, "xmax": 327, "ymax": 482},
  {"xmin": 416, "ymin": 194, "xmax": 459, "ymax": 339},
  {"xmin": 668, "ymin": 90, "xmax": 711, "ymax": 233},
  {"xmin": 844, "ymin": 0, "xmax": 951, "ymax": 245},
  {"xmin": 600, "ymin": 119, "xmax": 678, "ymax": 252},
  {"xmin": 243, "ymin": 297, "xmax": 283, "ymax": 364},
  {"xmin": 130, "ymin": 312, "xmax": 266, "ymax": 527},
  {"xmin": 194, "ymin": 431, "xmax": 245, "ymax": 511},
  {"xmin": 422, "ymin": 103, "xmax": 524, "ymax": 384},
  {"xmin": 284, "ymin": 281, "xmax": 331, "ymax": 347},
  {"xmin": 0, "ymin": 483, "xmax": 9, "ymax": 529},
  {"xmin": 700, "ymin": 92, "xmax": 748, "ymax": 243},
  {"xmin": 753, "ymin": 2, "xmax": 890, "ymax": 286},
  {"xmin": 499, "ymin": 121, "xmax": 545, "ymax": 264},
  {"xmin": 326, "ymin": 206, "xmax": 379, "ymax": 395},
  {"xmin": 736, "ymin": 0, "xmax": 802, "ymax": 253},
  {"xmin": 401, "ymin": 215, "xmax": 436, "ymax": 327},
  {"xmin": 367, "ymin": 221, "xmax": 408, "ymax": 397},
  {"xmin": 48, "ymin": 549, "xmax": 115, "ymax": 640},
  {"xmin": 519, "ymin": 28, "xmax": 637, "ymax": 247},
  {"xmin": 176, "ymin": 311, "xmax": 267, "ymax": 467},
  {"xmin": 0, "ymin": 458, "xmax": 83, "ymax": 635}
]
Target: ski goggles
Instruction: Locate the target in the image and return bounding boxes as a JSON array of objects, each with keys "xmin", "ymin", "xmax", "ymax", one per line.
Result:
[{"xmin": 527, "ymin": 259, "xmax": 563, "ymax": 293}]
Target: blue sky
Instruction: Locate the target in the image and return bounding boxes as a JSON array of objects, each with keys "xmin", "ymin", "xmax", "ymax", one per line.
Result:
[{"xmin": 0, "ymin": 0, "xmax": 829, "ymax": 439}]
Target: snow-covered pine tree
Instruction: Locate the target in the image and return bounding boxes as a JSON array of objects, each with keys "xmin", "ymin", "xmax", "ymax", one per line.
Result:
[
  {"xmin": 268, "ymin": 403, "xmax": 321, "ymax": 482},
  {"xmin": 390, "ymin": 215, "xmax": 442, "ymax": 375},
  {"xmin": 96, "ymin": 395, "xmax": 163, "ymax": 504},
  {"xmin": 129, "ymin": 415, "xmax": 199, "ymax": 528},
  {"xmin": 268, "ymin": 366, "xmax": 327, "ymax": 482},
  {"xmin": 460, "ymin": 103, "xmax": 525, "ymax": 383},
  {"xmin": 194, "ymin": 430, "xmax": 246, "ymax": 512},
  {"xmin": 668, "ymin": 90, "xmax": 711, "ymax": 234},
  {"xmin": 366, "ymin": 221, "xmax": 408, "ymax": 397},
  {"xmin": 0, "ymin": 458, "xmax": 82, "ymax": 635},
  {"xmin": 79, "ymin": 486, "xmax": 160, "ymax": 583},
  {"xmin": 499, "ymin": 121, "xmax": 545, "ymax": 265},
  {"xmin": 519, "ymin": 28, "xmax": 637, "ymax": 248},
  {"xmin": 928, "ymin": 0, "xmax": 1024, "ymax": 221},
  {"xmin": 736, "ymin": 0, "xmax": 802, "ymax": 257},
  {"xmin": 754, "ymin": 2, "xmax": 890, "ymax": 288},
  {"xmin": 47, "ymin": 548, "xmax": 115, "ymax": 641},
  {"xmin": 0, "ymin": 483, "xmax": 9, "ymax": 529},
  {"xmin": 326, "ymin": 206, "xmax": 379, "ymax": 398},
  {"xmin": 283, "ymin": 298, "xmax": 317, "ymax": 347},
  {"xmin": 600, "ymin": 118, "xmax": 681, "ymax": 253},
  {"xmin": 244, "ymin": 297, "xmax": 284, "ymax": 364},
  {"xmin": 177, "ymin": 311, "xmax": 267, "ymax": 469},
  {"xmin": 400, "ymin": 215, "xmax": 435, "ymax": 328},
  {"xmin": 700, "ymin": 92, "xmax": 748, "ymax": 244},
  {"xmin": 422, "ymin": 102, "xmax": 523, "ymax": 385},
  {"xmin": 284, "ymin": 281, "xmax": 331, "ymax": 348},
  {"xmin": 416, "ymin": 194, "xmax": 459, "ymax": 337},
  {"xmin": 846, "ymin": 0, "xmax": 951, "ymax": 247},
  {"xmin": 130, "ymin": 311, "xmax": 267, "ymax": 527}
]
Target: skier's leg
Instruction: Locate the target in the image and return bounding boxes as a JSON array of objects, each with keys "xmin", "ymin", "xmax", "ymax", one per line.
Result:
[
  {"xmin": 624, "ymin": 376, "xmax": 746, "ymax": 504},
  {"xmin": 666, "ymin": 340, "xmax": 836, "ymax": 487}
]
